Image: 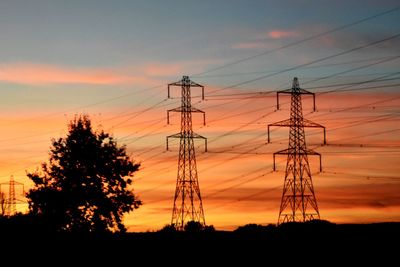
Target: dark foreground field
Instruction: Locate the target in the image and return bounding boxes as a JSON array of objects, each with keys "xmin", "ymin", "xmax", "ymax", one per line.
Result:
[{"xmin": 2, "ymin": 220, "xmax": 399, "ymax": 263}]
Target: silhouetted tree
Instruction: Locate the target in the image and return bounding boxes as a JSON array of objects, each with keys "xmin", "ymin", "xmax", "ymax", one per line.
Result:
[
  {"xmin": 159, "ymin": 223, "xmax": 177, "ymax": 233},
  {"xmin": 202, "ymin": 224, "xmax": 216, "ymax": 232},
  {"xmin": 27, "ymin": 115, "xmax": 141, "ymax": 233},
  {"xmin": 183, "ymin": 221, "xmax": 215, "ymax": 232},
  {"xmin": 184, "ymin": 221, "xmax": 203, "ymax": 232},
  {"xmin": 234, "ymin": 223, "xmax": 266, "ymax": 233}
]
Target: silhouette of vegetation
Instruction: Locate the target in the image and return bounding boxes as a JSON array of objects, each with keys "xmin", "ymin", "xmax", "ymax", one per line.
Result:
[
  {"xmin": 0, "ymin": 215, "xmax": 398, "ymax": 261},
  {"xmin": 158, "ymin": 221, "xmax": 215, "ymax": 233},
  {"xmin": 184, "ymin": 221, "xmax": 215, "ymax": 232},
  {"xmin": 234, "ymin": 223, "xmax": 265, "ymax": 233},
  {"xmin": 26, "ymin": 115, "xmax": 141, "ymax": 233},
  {"xmin": 184, "ymin": 221, "xmax": 204, "ymax": 232},
  {"xmin": 159, "ymin": 223, "xmax": 177, "ymax": 233},
  {"xmin": 203, "ymin": 224, "xmax": 216, "ymax": 232},
  {"xmin": 0, "ymin": 192, "xmax": 7, "ymax": 216}
]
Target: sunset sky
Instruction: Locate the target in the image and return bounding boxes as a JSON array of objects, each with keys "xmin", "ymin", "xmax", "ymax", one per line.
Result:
[{"xmin": 0, "ymin": 0, "xmax": 399, "ymax": 231}]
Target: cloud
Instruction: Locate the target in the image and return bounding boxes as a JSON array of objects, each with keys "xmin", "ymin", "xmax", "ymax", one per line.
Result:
[
  {"xmin": 139, "ymin": 59, "xmax": 223, "ymax": 78},
  {"xmin": 268, "ymin": 30, "xmax": 299, "ymax": 39},
  {"xmin": 0, "ymin": 63, "xmax": 153, "ymax": 86},
  {"xmin": 231, "ymin": 29, "xmax": 300, "ymax": 49},
  {"xmin": 0, "ymin": 57, "xmax": 224, "ymax": 86}
]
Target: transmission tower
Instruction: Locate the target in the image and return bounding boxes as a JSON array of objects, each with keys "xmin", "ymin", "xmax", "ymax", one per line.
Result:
[
  {"xmin": 166, "ymin": 75, "xmax": 207, "ymax": 230},
  {"xmin": 268, "ymin": 77, "xmax": 325, "ymax": 224},
  {"xmin": 0, "ymin": 175, "xmax": 25, "ymax": 216}
]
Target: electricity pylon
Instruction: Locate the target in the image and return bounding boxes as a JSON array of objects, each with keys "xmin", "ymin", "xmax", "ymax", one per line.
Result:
[
  {"xmin": 0, "ymin": 175, "xmax": 25, "ymax": 216},
  {"xmin": 268, "ymin": 77, "xmax": 325, "ymax": 224},
  {"xmin": 166, "ymin": 75, "xmax": 207, "ymax": 230}
]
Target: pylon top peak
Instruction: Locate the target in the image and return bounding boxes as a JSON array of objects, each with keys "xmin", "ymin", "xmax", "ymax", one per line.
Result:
[{"xmin": 292, "ymin": 77, "xmax": 300, "ymax": 89}]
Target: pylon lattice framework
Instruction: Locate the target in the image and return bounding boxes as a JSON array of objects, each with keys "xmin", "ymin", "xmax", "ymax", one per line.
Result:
[
  {"xmin": 269, "ymin": 77, "xmax": 326, "ymax": 224},
  {"xmin": 0, "ymin": 175, "xmax": 25, "ymax": 216},
  {"xmin": 166, "ymin": 75, "xmax": 207, "ymax": 230}
]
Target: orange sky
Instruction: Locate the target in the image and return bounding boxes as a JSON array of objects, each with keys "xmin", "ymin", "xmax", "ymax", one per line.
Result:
[{"xmin": 2, "ymin": 88, "xmax": 399, "ymax": 232}]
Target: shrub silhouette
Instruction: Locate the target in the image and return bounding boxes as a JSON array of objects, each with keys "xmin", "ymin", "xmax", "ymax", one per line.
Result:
[{"xmin": 183, "ymin": 221, "xmax": 215, "ymax": 232}]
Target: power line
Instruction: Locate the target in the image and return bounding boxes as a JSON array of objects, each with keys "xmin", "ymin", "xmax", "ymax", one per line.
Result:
[
  {"xmin": 195, "ymin": 56, "xmax": 398, "ymax": 79},
  {"xmin": 302, "ymin": 56, "xmax": 400, "ymax": 88},
  {"xmin": 207, "ymin": 33, "xmax": 400, "ymax": 95},
  {"xmin": 204, "ymin": 76, "xmax": 400, "ymax": 101},
  {"xmin": 192, "ymin": 6, "xmax": 400, "ymax": 77}
]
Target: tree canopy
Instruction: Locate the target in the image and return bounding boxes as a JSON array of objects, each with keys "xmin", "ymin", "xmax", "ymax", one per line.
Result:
[{"xmin": 27, "ymin": 115, "xmax": 141, "ymax": 233}]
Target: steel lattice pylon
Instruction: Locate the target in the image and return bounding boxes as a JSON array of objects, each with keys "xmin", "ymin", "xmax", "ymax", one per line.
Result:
[
  {"xmin": 166, "ymin": 76, "xmax": 207, "ymax": 230},
  {"xmin": 0, "ymin": 175, "xmax": 25, "ymax": 216},
  {"xmin": 269, "ymin": 77, "xmax": 325, "ymax": 225},
  {"xmin": 8, "ymin": 176, "xmax": 16, "ymax": 215}
]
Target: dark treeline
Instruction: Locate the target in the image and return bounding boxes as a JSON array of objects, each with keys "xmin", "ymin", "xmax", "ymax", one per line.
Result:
[{"xmin": 1, "ymin": 215, "xmax": 398, "ymax": 259}]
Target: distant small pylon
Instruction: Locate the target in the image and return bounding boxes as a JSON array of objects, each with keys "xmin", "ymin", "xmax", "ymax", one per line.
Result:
[{"xmin": 0, "ymin": 175, "xmax": 25, "ymax": 216}]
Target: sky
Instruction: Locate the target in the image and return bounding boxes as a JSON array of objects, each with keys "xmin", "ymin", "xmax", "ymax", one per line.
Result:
[{"xmin": 0, "ymin": 0, "xmax": 399, "ymax": 231}]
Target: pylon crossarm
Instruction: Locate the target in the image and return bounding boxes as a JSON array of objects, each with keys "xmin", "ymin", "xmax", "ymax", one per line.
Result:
[
  {"xmin": 168, "ymin": 107, "xmax": 204, "ymax": 114},
  {"xmin": 302, "ymin": 118, "xmax": 323, "ymax": 128},
  {"xmin": 167, "ymin": 133, "xmax": 182, "ymax": 139},
  {"xmin": 305, "ymin": 149, "xmax": 321, "ymax": 156},
  {"xmin": 168, "ymin": 76, "xmax": 205, "ymax": 100},
  {"xmin": 299, "ymin": 88, "xmax": 314, "ymax": 95},
  {"xmin": 269, "ymin": 118, "xmax": 291, "ymax": 127},
  {"xmin": 168, "ymin": 80, "xmax": 183, "ymax": 87},
  {"xmin": 189, "ymin": 80, "xmax": 204, "ymax": 88},
  {"xmin": 305, "ymin": 149, "xmax": 322, "ymax": 172},
  {"xmin": 166, "ymin": 133, "xmax": 182, "ymax": 151},
  {"xmin": 299, "ymin": 89, "xmax": 316, "ymax": 111},
  {"xmin": 168, "ymin": 107, "xmax": 206, "ymax": 125},
  {"xmin": 190, "ymin": 107, "xmax": 205, "ymax": 114},
  {"xmin": 0, "ymin": 180, "xmax": 24, "ymax": 186},
  {"xmin": 192, "ymin": 133, "xmax": 206, "ymax": 139},
  {"xmin": 276, "ymin": 87, "xmax": 316, "ymax": 111},
  {"xmin": 167, "ymin": 82, "xmax": 181, "ymax": 99},
  {"xmin": 268, "ymin": 118, "xmax": 326, "ymax": 144},
  {"xmin": 167, "ymin": 108, "xmax": 182, "ymax": 124},
  {"xmin": 268, "ymin": 118, "xmax": 290, "ymax": 143},
  {"xmin": 273, "ymin": 148, "xmax": 292, "ymax": 155},
  {"xmin": 168, "ymin": 107, "xmax": 182, "ymax": 113},
  {"xmin": 276, "ymin": 90, "xmax": 290, "ymax": 110},
  {"xmin": 277, "ymin": 88, "xmax": 293, "ymax": 94},
  {"xmin": 190, "ymin": 108, "xmax": 206, "ymax": 125},
  {"xmin": 273, "ymin": 148, "xmax": 291, "ymax": 171},
  {"xmin": 192, "ymin": 133, "xmax": 207, "ymax": 152},
  {"xmin": 302, "ymin": 118, "xmax": 326, "ymax": 144},
  {"xmin": 188, "ymin": 81, "xmax": 205, "ymax": 100},
  {"xmin": 273, "ymin": 148, "xmax": 320, "ymax": 156}
]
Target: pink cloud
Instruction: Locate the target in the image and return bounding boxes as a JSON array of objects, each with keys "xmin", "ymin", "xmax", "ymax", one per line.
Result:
[
  {"xmin": 0, "ymin": 63, "xmax": 153, "ymax": 86},
  {"xmin": 268, "ymin": 30, "xmax": 299, "ymax": 39},
  {"xmin": 0, "ymin": 58, "xmax": 223, "ymax": 91}
]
